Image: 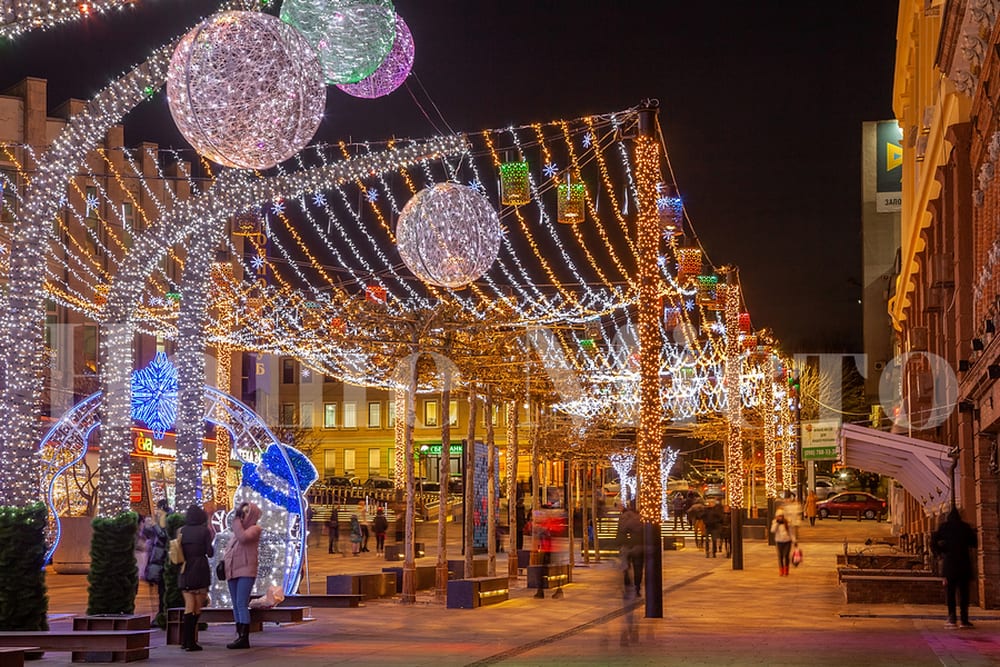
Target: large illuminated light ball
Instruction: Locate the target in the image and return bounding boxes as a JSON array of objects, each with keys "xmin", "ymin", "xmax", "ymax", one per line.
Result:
[
  {"xmin": 280, "ymin": 0, "xmax": 396, "ymax": 85},
  {"xmin": 166, "ymin": 11, "xmax": 325, "ymax": 170},
  {"xmin": 396, "ymin": 183, "xmax": 502, "ymax": 289},
  {"xmin": 336, "ymin": 13, "xmax": 413, "ymax": 98}
]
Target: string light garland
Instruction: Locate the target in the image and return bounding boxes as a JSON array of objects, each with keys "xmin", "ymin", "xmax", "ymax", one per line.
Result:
[{"xmin": 166, "ymin": 10, "xmax": 326, "ymax": 169}]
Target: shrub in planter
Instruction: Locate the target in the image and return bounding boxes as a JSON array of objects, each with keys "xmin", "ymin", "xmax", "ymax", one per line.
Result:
[
  {"xmin": 87, "ymin": 511, "xmax": 138, "ymax": 615},
  {"xmin": 0, "ymin": 503, "xmax": 49, "ymax": 631}
]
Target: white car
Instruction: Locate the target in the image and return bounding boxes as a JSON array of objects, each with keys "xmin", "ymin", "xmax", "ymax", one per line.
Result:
[{"xmin": 813, "ymin": 478, "xmax": 843, "ymax": 500}]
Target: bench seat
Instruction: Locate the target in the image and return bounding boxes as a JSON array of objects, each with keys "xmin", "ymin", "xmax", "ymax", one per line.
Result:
[
  {"xmin": 283, "ymin": 594, "xmax": 363, "ymax": 608},
  {"xmin": 447, "ymin": 577, "xmax": 509, "ymax": 609},
  {"xmin": 166, "ymin": 606, "xmax": 312, "ymax": 645},
  {"xmin": 0, "ymin": 631, "xmax": 150, "ymax": 663}
]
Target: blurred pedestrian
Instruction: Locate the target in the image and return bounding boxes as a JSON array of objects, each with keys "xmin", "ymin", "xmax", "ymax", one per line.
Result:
[
  {"xmin": 178, "ymin": 504, "xmax": 214, "ymax": 652},
  {"xmin": 702, "ymin": 499, "xmax": 723, "ymax": 558},
  {"xmin": 770, "ymin": 508, "xmax": 795, "ymax": 576},
  {"xmin": 720, "ymin": 504, "xmax": 732, "ymax": 558},
  {"xmin": 373, "ymin": 508, "xmax": 389, "ymax": 556},
  {"xmin": 687, "ymin": 495, "xmax": 706, "ymax": 548},
  {"xmin": 804, "ymin": 491, "xmax": 818, "ymax": 527},
  {"xmin": 222, "ymin": 502, "xmax": 262, "ymax": 650},
  {"xmin": 142, "ymin": 500, "xmax": 170, "ymax": 620},
  {"xmin": 327, "ymin": 508, "xmax": 342, "ymax": 555},
  {"xmin": 671, "ymin": 493, "xmax": 687, "ymax": 530},
  {"xmin": 932, "ymin": 508, "xmax": 978, "ymax": 629},
  {"xmin": 616, "ymin": 505, "xmax": 645, "ymax": 597},
  {"xmin": 349, "ymin": 514, "xmax": 363, "ymax": 556},
  {"xmin": 360, "ymin": 516, "xmax": 371, "ymax": 553}
]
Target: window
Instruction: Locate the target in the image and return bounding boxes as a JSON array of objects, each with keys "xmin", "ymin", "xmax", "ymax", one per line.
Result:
[
  {"xmin": 324, "ymin": 403, "xmax": 337, "ymax": 428},
  {"xmin": 368, "ymin": 448, "xmax": 381, "ymax": 475},
  {"xmin": 482, "ymin": 403, "xmax": 500, "ymax": 427},
  {"xmin": 367, "ymin": 401, "xmax": 381, "ymax": 428},
  {"xmin": 299, "ymin": 402, "xmax": 313, "ymax": 428},
  {"xmin": 344, "ymin": 449, "xmax": 356, "ymax": 474},
  {"xmin": 280, "ymin": 403, "xmax": 296, "ymax": 426},
  {"xmin": 323, "ymin": 449, "xmax": 336, "ymax": 477},
  {"xmin": 424, "ymin": 400, "xmax": 438, "ymax": 427},
  {"xmin": 387, "ymin": 399, "xmax": 395, "ymax": 428},
  {"xmin": 449, "ymin": 400, "xmax": 459, "ymax": 427},
  {"xmin": 343, "ymin": 402, "xmax": 357, "ymax": 428},
  {"xmin": 281, "ymin": 358, "xmax": 295, "ymax": 384}
]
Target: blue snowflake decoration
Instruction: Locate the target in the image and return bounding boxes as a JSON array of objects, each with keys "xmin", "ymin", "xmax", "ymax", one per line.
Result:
[
  {"xmin": 85, "ymin": 194, "xmax": 100, "ymax": 216},
  {"xmin": 365, "ymin": 188, "xmax": 379, "ymax": 203},
  {"xmin": 582, "ymin": 132, "xmax": 593, "ymax": 148},
  {"xmin": 311, "ymin": 193, "xmax": 327, "ymax": 208},
  {"xmin": 250, "ymin": 254, "xmax": 266, "ymax": 271},
  {"xmin": 131, "ymin": 351, "xmax": 178, "ymax": 439},
  {"xmin": 467, "ymin": 179, "xmax": 485, "ymax": 193},
  {"xmin": 271, "ymin": 200, "xmax": 285, "ymax": 215},
  {"xmin": 543, "ymin": 162, "xmax": 559, "ymax": 178},
  {"xmin": 684, "ymin": 298, "xmax": 696, "ymax": 312}
]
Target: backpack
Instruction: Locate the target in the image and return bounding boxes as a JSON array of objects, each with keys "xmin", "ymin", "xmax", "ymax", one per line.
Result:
[{"xmin": 168, "ymin": 528, "xmax": 185, "ymax": 567}]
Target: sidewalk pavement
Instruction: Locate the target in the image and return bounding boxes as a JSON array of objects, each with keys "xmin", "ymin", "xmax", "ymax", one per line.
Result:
[{"xmin": 38, "ymin": 518, "xmax": 1000, "ymax": 666}]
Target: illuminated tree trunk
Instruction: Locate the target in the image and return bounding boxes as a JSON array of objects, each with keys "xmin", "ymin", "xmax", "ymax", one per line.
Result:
[
  {"xmin": 215, "ymin": 346, "xmax": 232, "ymax": 509},
  {"xmin": 435, "ymin": 365, "xmax": 453, "ymax": 600},
  {"xmin": 506, "ymin": 401, "xmax": 519, "ymax": 580},
  {"xmin": 464, "ymin": 385, "xmax": 478, "ymax": 578},
  {"xmin": 485, "ymin": 388, "xmax": 496, "ymax": 577},
  {"xmin": 402, "ymin": 351, "xmax": 418, "ymax": 604}
]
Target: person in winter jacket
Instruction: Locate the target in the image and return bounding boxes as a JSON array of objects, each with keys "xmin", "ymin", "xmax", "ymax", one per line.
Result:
[
  {"xmin": 372, "ymin": 508, "xmax": 389, "ymax": 556},
  {"xmin": 178, "ymin": 504, "xmax": 214, "ymax": 651},
  {"xmin": 349, "ymin": 514, "xmax": 363, "ymax": 555},
  {"xmin": 770, "ymin": 508, "xmax": 795, "ymax": 576},
  {"xmin": 932, "ymin": 508, "xmax": 978, "ymax": 628},
  {"xmin": 223, "ymin": 502, "xmax": 262, "ymax": 649},
  {"xmin": 616, "ymin": 506, "xmax": 645, "ymax": 597},
  {"xmin": 142, "ymin": 500, "xmax": 170, "ymax": 618}
]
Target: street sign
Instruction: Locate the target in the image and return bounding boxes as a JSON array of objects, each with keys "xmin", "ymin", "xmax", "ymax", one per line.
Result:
[{"xmin": 801, "ymin": 420, "xmax": 840, "ymax": 461}]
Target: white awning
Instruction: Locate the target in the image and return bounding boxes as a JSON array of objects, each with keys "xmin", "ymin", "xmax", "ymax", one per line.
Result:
[{"xmin": 838, "ymin": 423, "xmax": 957, "ymax": 515}]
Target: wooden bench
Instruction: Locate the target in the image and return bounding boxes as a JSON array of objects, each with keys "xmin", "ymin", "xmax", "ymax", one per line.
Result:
[
  {"xmin": 0, "ymin": 632, "xmax": 150, "ymax": 663},
  {"xmin": 0, "ymin": 646, "xmax": 38, "ymax": 667},
  {"xmin": 446, "ymin": 577, "xmax": 509, "ymax": 609},
  {"xmin": 282, "ymin": 594, "xmax": 363, "ymax": 608},
  {"xmin": 166, "ymin": 606, "xmax": 311, "ymax": 645},
  {"xmin": 447, "ymin": 558, "xmax": 488, "ymax": 578},
  {"xmin": 840, "ymin": 570, "xmax": 944, "ymax": 604},
  {"xmin": 326, "ymin": 573, "xmax": 396, "ymax": 599},
  {"xmin": 382, "ymin": 565, "xmax": 440, "ymax": 592},
  {"xmin": 527, "ymin": 563, "xmax": 572, "ymax": 589},
  {"xmin": 72, "ymin": 615, "xmax": 150, "ymax": 663}
]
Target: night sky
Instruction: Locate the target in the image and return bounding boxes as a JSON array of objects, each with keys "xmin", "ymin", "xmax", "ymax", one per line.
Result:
[{"xmin": 0, "ymin": 1, "xmax": 900, "ymax": 353}]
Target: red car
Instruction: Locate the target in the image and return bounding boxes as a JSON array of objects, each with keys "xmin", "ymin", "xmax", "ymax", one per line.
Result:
[{"xmin": 817, "ymin": 492, "xmax": 886, "ymax": 521}]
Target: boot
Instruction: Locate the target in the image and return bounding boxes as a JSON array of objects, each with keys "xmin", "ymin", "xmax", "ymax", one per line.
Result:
[
  {"xmin": 178, "ymin": 613, "xmax": 190, "ymax": 650},
  {"xmin": 184, "ymin": 613, "xmax": 203, "ymax": 652},
  {"xmin": 227, "ymin": 621, "xmax": 250, "ymax": 649}
]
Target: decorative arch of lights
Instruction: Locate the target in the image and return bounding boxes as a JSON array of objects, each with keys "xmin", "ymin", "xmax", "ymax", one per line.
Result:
[{"xmin": 38, "ymin": 379, "xmax": 315, "ymax": 596}]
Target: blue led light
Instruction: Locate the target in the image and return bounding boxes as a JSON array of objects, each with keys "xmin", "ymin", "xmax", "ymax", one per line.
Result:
[{"xmin": 130, "ymin": 351, "xmax": 178, "ymax": 439}]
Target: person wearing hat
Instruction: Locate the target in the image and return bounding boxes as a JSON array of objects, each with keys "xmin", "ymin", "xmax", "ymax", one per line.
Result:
[
  {"xmin": 770, "ymin": 508, "xmax": 795, "ymax": 576},
  {"xmin": 372, "ymin": 508, "xmax": 389, "ymax": 556}
]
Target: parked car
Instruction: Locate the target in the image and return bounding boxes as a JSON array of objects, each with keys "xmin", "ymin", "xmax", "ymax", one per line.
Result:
[
  {"xmin": 364, "ymin": 476, "xmax": 395, "ymax": 491},
  {"xmin": 813, "ymin": 478, "xmax": 842, "ymax": 500},
  {"xmin": 324, "ymin": 475, "xmax": 358, "ymax": 488},
  {"xmin": 817, "ymin": 492, "xmax": 886, "ymax": 520},
  {"xmin": 701, "ymin": 474, "xmax": 726, "ymax": 499}
]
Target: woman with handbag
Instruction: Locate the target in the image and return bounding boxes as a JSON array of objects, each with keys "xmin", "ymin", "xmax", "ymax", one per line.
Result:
[
  {"xmin": 222, "ymin": 501, "xmax": 262, "ymax": 649},
  {"xmin": 177, "ymin": 504, "xmax": 214, "ymax": 652}
]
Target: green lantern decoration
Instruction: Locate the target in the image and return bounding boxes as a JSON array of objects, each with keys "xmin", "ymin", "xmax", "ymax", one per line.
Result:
[
  {"xmin": 280, "ymin": 0, "xmax": 397, "ymax": 85},
  {"xmin": 500, "ymin": 160, "xmax": 531, "ymax": 206},
  {"xmin": 696, "ymin": 274, "xmax": 720, "ymax": 308},
  {"xmin": 557, "ymin": 178, "xmax": 586, "ymax": 224}
]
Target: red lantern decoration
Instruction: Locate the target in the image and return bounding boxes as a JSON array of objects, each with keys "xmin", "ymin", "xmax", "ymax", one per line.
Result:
[
  {"xmin": 739, "ymin": 312, "xmax": 751, "ymax": 332},
  {"xmin": 366, "ymin": 284, "xmax": 387, "ymax": 303},
  {"xmin": 675, "ymin": 247, "xmax": 701, "ymax": 283}
]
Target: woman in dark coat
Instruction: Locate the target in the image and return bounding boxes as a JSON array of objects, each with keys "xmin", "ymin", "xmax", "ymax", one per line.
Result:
[{"xmin": 178, "ymin": 504, "xmax": 214, "ymax": 651}]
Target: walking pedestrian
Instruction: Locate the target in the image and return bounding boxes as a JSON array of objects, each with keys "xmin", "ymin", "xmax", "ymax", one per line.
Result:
[
  {"xmin": 615, "ymin": 505, "xmax": 645, "ymax": 597},
  {"xmin": 804, "ymin": 490, "xmax": 818, "ymax": 527},
  {"xmin": 222, "ymin": 501, "xmax": 262, "ymax": 649},
  {"xmin": 932, "ymin": 508, "xmax": 978, "ymax": 629},
  {"xmin": 671, "ymin": 493, "xmax": 687, "ymax": 531},
  {"xmin": 720, "ymin": 504, "xmax": 732, "ymax": 557},
  {"xmin": 360, "ymin": 516, "xmax": 371, "ymax": 553},
  {"xmin": 372, "ymin": 508, "xmax": 389, "ymax": 556},
  {"xmin": 142, "ymin": 500, "xmax": 170, "ymax": 619},
  {"xmin": 327, "ymin": 508, "xmax": 341, "ymax": 555},
  {"xmin": 349, "ymin": 514, "xmax": 363, "ymax": 556},
  {"xmin": 177, "ymin": 504, "xmax": 214, "ymax": 652},
  {"xmin": 703, "ymin": 499, "xmax": 723, "ymax": 558},
  {"xmin": 770, "ymin": 508, "xmax": 795, "ymax": 576}
]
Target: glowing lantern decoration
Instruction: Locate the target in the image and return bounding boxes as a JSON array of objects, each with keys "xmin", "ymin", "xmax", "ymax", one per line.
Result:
[
  {"xmin": 329, "ymin": 317, "xmax": 346, "ymax": 334},
  {"xmin": 280, "ymin": 0, "xmax": 396, "ymax": 85},
  {"xmin": 557, "ymin": 179, "xmax": 586, "ymax": 224},
  {"xmin": 656, "ymin": 182, "xmax": 683, "ymax": 234},
  {"xmin": 675, "ymin": 247, "xmax": 701, "ymax": 282},
  {"xmin": 739, "ymin": 312, "xmax": 751, "ymax": 332},
  {"xmin": 337, "ymin": 13, "xmax": 414, "ymax": 98},
  {"xmin": 500, "ymin": 161, "xmax": 531, "ymax": 206},
  {"xmin": 396, "ymin": 182, "xmax": 501, "ymax": 289},
  {"xmin": 167, "ymin": 11, "xmax": 325, "ymax": 169},
  {"xmin": 366, "ymin": 284, "xmax": 387, "ymax": 303},
  {"xmin": 663, "ymin": 306, "xmax": 681, "ymax": 329},
  {"xmin": 696, "ymin": 275, "xmax": 719, "ymax": 308},
  {"xmin": 742, "ymin": 334, "xmax": 758, "ymax": 350}
]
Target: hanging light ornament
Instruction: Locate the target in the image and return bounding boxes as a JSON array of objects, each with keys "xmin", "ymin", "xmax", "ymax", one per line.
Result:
[
  {"xmin": 337, "ymin": 13, "xmax": 414, "ymax": 98},
  {"xmin": 396, "ymin": 182, "xmax": 501, "ymax": 288},
  {"xmin": 167, "ymin": 11, "xmax": 325, "ymax": 169},
  {"xmin": 499, "ymin": 160, "xmax": 531, "ymax": 206},
  {"xmin": 557, "ymin": 175, "xmax": 586, "ymax": 224},
  {"xmin": 675, "ymin": 247, "xmax": 702, "ymax": 283},
  {"xmin": 696, "ymin": 274, "xmax": 719, "ymax": 307},
  {"xmin": 739, "ymin": 312, "xmax": 752, "ymax": 332},
  {"xmin": 280, "ymin": 0, "xmax": 396, "ymax": 85}
]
